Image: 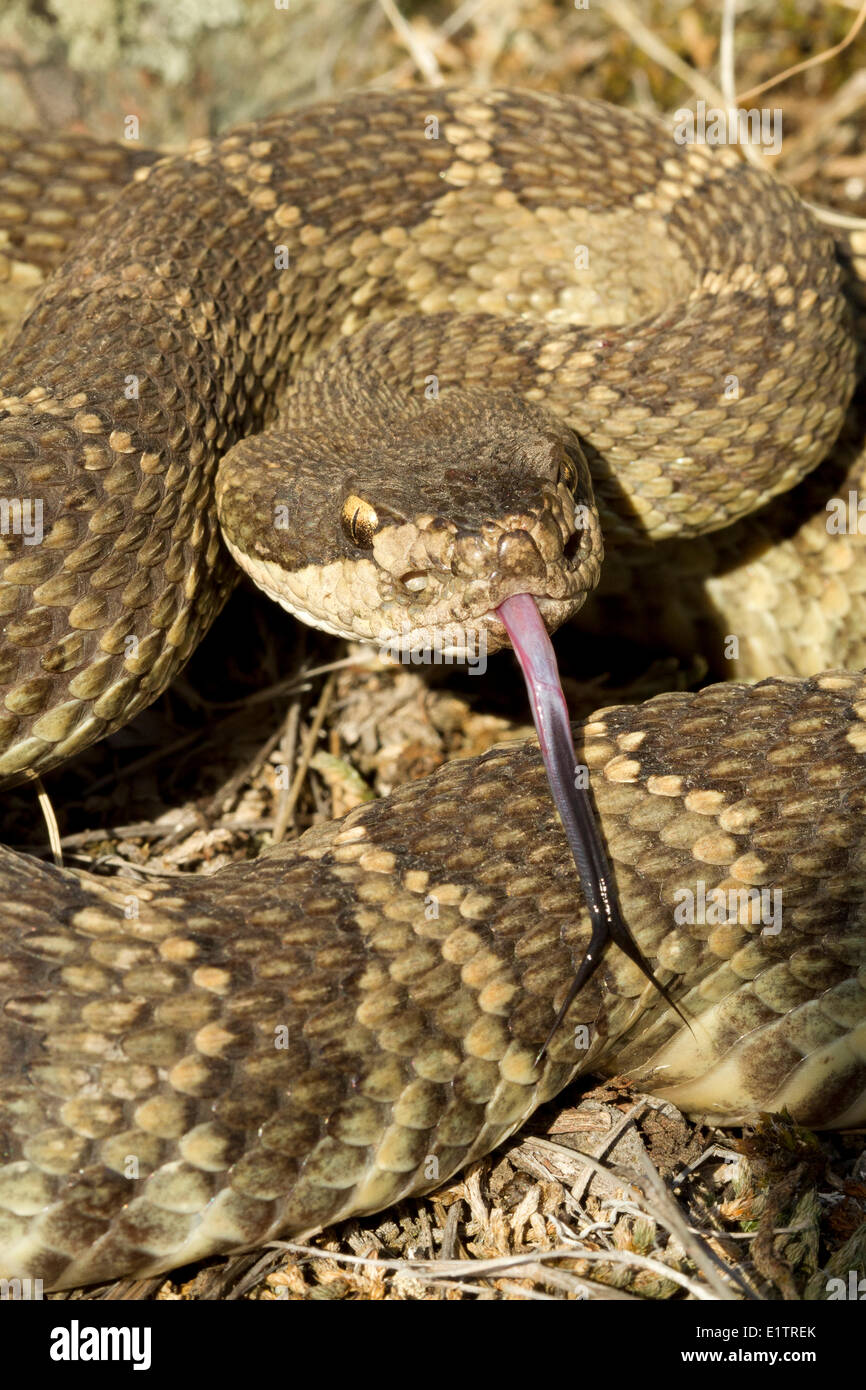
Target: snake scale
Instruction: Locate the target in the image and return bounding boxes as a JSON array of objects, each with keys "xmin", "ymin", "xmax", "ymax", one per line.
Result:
[{"xmin": 0, "ymin": 89, "xmax": 865, "ymax": 1290}]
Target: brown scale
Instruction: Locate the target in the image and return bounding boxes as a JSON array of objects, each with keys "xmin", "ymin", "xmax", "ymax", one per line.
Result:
[{"xmin": 0, "ymin": 674, "xmax": 863, "ymax": 1287}]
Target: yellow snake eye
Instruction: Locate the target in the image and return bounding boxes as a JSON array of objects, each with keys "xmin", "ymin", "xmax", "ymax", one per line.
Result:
[
  {"xmin": 341, "ymin": 494, "xmax": 379, "ymax": 548},
  {"xmin": 559, "ymin": 454, "xmax": 578, "ymax": 493}
]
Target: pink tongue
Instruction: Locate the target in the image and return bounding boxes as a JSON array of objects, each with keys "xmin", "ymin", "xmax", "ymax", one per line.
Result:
[{"xmin": 496, "ymin": 593, "xmax": 685, "ymax": 1063}]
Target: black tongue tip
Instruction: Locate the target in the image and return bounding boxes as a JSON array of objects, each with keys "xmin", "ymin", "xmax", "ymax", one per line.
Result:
[{"xmin": 496, "ymin": 593, "xmax": 689, "ymax": 1067}]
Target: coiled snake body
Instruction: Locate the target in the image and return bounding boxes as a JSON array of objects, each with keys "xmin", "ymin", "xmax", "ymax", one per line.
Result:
[{"xmin": 0, "ymin": 90, "xmax": 865, "ymax": 1289}]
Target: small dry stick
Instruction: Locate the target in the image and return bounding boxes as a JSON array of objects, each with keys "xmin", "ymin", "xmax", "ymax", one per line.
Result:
[
  {"xmin": 272, "ymin": 1239, "xmax": 720, "ymax": 1300},
  {"xmin": 597, "ymin": 0, "xmax": 725, "ymax": 108},
  {"xmin": 35, "ymin": 777, "xmax": 63, "ymax": 867},
  {"xmin": 272, "ymin": 674, "xmax": 336, "ymax": 844},
  {"xmin": 737, "ymin": 0, "xmax": 866, "ymax": 103},
  {"xmin": 377, "ymin": 0, "xmax": 442, "ymax": 85}
]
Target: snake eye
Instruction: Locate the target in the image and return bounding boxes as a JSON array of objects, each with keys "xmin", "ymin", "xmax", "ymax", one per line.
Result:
[
  {"xmin": 341, "ymin": 494, "xmax": 379, "ymax": 548},
  {"xmin": 559, "ymin": 454, "xmax": 578, "ymax": 494}
]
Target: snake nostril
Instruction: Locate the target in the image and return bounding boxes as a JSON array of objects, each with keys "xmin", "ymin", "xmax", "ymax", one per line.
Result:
[
  {"xmin": 563, "ymin": 530, "xmax": 584, "ymax": 562},
  {"xmin": 400, "ymin": 571, "xmax": 428, "ymax": 592}
]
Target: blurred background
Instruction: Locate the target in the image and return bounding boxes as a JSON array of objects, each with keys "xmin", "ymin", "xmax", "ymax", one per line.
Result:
[{"xmin": 0, "ymin": 0, "xmax": 864, "ymax": 220}]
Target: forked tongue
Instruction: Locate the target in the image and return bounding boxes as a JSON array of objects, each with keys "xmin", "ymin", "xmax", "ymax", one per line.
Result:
[{"xmin": 496, "ymin": 593, "xmax": 688, "ymax": 1066}]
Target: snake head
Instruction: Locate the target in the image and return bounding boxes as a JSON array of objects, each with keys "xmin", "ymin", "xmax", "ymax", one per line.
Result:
[{"xmin": 215, "ymin": 383, "xmax": 603, "ymax": 657}]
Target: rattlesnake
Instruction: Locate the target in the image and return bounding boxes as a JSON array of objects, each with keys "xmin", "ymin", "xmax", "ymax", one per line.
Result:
[{"xmin": 0, "ymin": 90, "xmax": 864, "ymax": 1290}]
